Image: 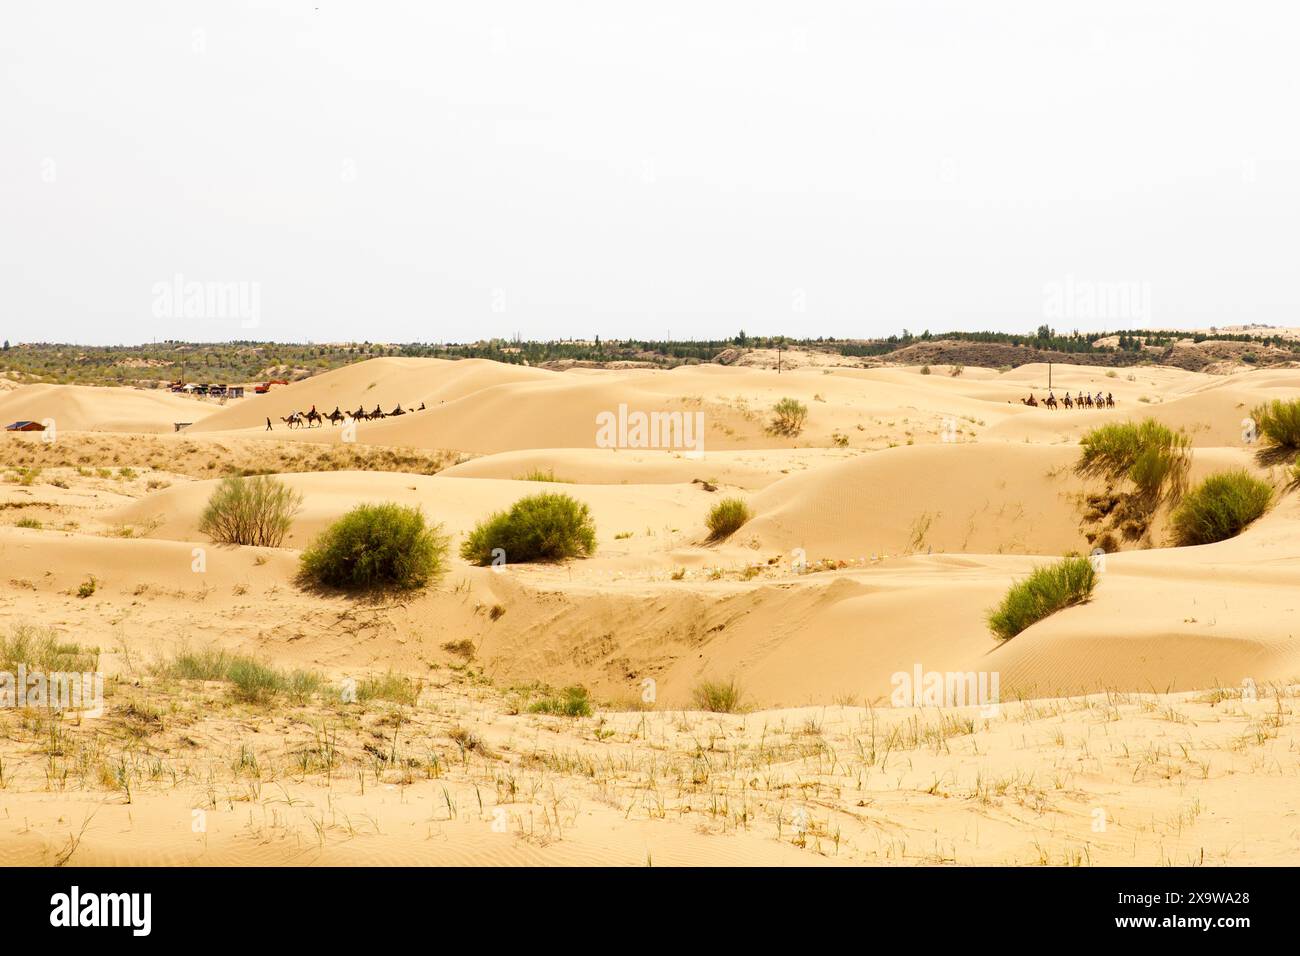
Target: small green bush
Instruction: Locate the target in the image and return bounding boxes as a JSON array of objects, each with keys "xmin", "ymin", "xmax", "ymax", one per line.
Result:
[
  {"xmin": 357, "ymin": 670, "xmax": 420, "ymax": 705},
  {"xmin": 226, "ymin": 656, "xmax": 286, "ymax": 703},
  {"xmin": 769, "ymin": 397, "xmax": 808, "ymax": 436},
  {"xmin": 1251, "ymin": 399, "xmax": 1300, "ymax": 450},
  {"xmin": 1077, "ymin": 419, "xmax": 1190, "ymax": 502},
  {"xmin": 167, "ymin": 647, "xmax": 232, "ymax": 681},
  {"xmin": 691, "ymin": 677, "xmax": 743, "ymax": 713},
  {"xmin": 162, "ymin": 647, "xmax": 323, "ymax": 704},
  {"xmin": 706, "ymin": 497, "xmax": 751, "ymax": 540},
  {"xmin": 1171, "ymin": 470, "xmax": 1273, "ymax": 546},
  {"xmin": 987, "ymin": 556, "xmax": 1097, "ymax": 641},
  {"xmin": 300, "ymin": 503, "xmax": 448, "ymax": 590},
  {"xmin": 527, "ymin": 685, "xmax": 592, "ymax": 717},
  {"xmin": 461, "ymin": 493, "xmax": 596, "ymax": 565},
  {"xmin": 199, "ymin": 474, "xmax": 302, "ymax": 547}
]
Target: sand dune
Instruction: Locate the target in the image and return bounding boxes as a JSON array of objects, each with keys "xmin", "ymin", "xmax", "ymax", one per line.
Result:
[
  {"xmin": 4, "ymin": 354, "xmax": 1300, "ymax": 867},
  {"xmin": 438, "ymin": 446, "xmax": 858, "ymax": 489},
  {"xmin": 0, "ymin": 383, "xmax": 217, "ymax": 433},
  {"xmin": 745, "ymin": 442, "xmax": 1261, "ymax": 559},
  {"xmin": 186, "ymin": 357, "xmax": 554, "ymax": 433},
  {"xmin": 112, "ymin": 470, "xmax": 718, "ymax": 553}
]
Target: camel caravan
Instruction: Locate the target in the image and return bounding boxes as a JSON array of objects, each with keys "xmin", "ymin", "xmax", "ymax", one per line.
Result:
[
  {"xmin": 1019, "ymin": 390, "xmax": 1115, "ymax": 410},
  {"xmin": 271, "ymin": 401, "xmax": 428, "ymax": 430}
]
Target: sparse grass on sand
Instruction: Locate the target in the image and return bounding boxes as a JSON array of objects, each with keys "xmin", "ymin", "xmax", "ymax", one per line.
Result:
[
  {"xmin": 1171, "ymin": 470, "xmax": 1274, "ymax": 546},
  {"xmin": 526, "ymin": 685, "xmax": 593, "ymax": 717},
  {"xmin": 691, "ymin": 677, "xmax": 743, "ymax": 713},
  {"xmin": 705, "ymin": 497, "xmax": 751, "ymax": 540},
  {"xmin": 300, "ymin": 503, "xmax": 449, "ymax": 591},
  {"xmin": 515, "ymin": 467, "xmax": 566, "ymax": 482},
  {"xmin": 0, "ymin": 433, "xmax": 462, "ymax": 479},
  {"xmin": 357, "ymin": 670, "xmax": 421, "ymax": 705},
  {"xmin": 0, "ymin": 625, "xmax": 98, "ymax": 672},
  {"xmin": 987, "ymin": 556, "xmax": 1097, "ymax": 641},
  {"xmin": 460, "ymin": 492, "xmax": 596, "ymax": 565},
  {"xmin": 162, "ymin": 648, "xmax": 325, "ymax": 703}
]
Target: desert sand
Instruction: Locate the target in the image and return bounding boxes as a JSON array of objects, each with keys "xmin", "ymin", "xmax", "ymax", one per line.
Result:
[{"xmin": 2, "ymin": 354, "xmax": 1298, "ymax": 865}]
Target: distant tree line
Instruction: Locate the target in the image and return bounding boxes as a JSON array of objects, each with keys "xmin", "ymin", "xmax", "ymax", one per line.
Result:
[{"xmin": 2, "ymin": 326, "xmax": 1297, "ymax": 385}]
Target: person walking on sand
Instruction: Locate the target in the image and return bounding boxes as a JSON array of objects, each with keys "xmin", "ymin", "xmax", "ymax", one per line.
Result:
[{"xmin": 266, "ymin": 417, "xmax": 272, "ymax": 431}]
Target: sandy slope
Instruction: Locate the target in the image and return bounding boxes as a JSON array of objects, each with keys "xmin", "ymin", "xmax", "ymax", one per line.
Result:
[
  {"xmin": 0, "ymin": 383, "xmax": 218, "ymax": 433},
  {"xmin": 112, "ymin": 471, "xmax": 718, "ymax": 553}
]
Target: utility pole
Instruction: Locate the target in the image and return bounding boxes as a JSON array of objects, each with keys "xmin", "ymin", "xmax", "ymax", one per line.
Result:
[{"xmin": 1048, "ymin": 360, "xmax": 1052, "ymax": 391}]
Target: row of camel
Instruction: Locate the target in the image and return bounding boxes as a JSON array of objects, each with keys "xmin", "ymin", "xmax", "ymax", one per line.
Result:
[
  {"xmin": 1021, "ymin": 391, "xmax": 1115, "ymax": 410},
  {"xmin": 277, "ymin": 402, "xmax": 427, "ymax": 429}
]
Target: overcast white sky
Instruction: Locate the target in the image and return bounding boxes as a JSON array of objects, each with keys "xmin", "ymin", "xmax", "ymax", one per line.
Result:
[{"xmin": 2, "ymin": 1, "xmax": 1298, "ymax": 345}]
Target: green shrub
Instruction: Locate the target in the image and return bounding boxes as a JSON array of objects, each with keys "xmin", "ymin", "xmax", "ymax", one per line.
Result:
[
  {"xmin": 705, "ymin": 497, "xmax": 751, "ymax": 540},
  {"xmin": 1251, "ymin": 399, "xmax": 1300, "ymax": 450},
  {"xmin": 1171, "ymin": 470, "xmax": 1273, "ymax": 546},
  {"xmin": 162, "ymin": 647, "xmax": 323, "ymax": 704},
  {"xmin": 987, "ymin": 556, "xmax": 1097, "ymax": 641},
  {"xmin": 460, "ymin": 493, "xmax": 596, "ymax": 565},
  {"xmin": 168, "ymin": 648, "xmax": 233, "ymax": 681},
  {"xmin": 516, "ymin": 467, "xmax": 564, "ymax": 482},
  {"xmin": 357, "ymin": 670, "xmax": 420, "ymax": 705},
  {"xmin": 300, "ymin": 503, "xmax": 448, "ymax": 590},
  {"xmin": 1077, "ymin": 419, "xmax": 1190, "ymax": 502},
  {"xmin": 199, "ymin": 475, "xmax": 302, "ymax": 547},
  {"xmin": 527, "ymin": 685, "xmax": 592, "ymax": 717},
  {"xmin": 691, "ymin": 677, "xmax": 743, "ymax": 713},
  {"xmin": 769, "ymin": 397, "xmax": 808, "ymax": 436},
  {"xmin": 226, "ymin": 656, "xmax": 286, "ymax": 703}
]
